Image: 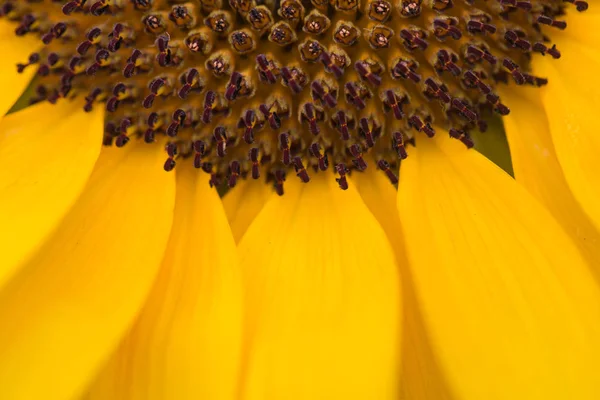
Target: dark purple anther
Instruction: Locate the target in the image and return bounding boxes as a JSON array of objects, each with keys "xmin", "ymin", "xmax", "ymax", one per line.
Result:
[
  {"xmin": 193, "ymin": 141, "xmax": 206, "ymax": 169},
  {"xmin": 156, "ymin": 34, "xmax": 169, "ymax": 52},
  {"xmin": 165, "ymin": 143, "xmax": 177, "ymax": 158},
  {"xmin": 77, "ymin": 41, "xmax": 93, "ymax": 56},
  {"xmin": 487, "ymin": 94, "xmax": 510, "ymax": 115},
  {"xmin": 537, "ymin": 15, "xmax": 567, "ymax": 30},
  {"xmin": 335, "ymin": 164, "xmax": 348, "ymax": 190},
  {"xmin": 228, "ymin": 161, "xmax": 240, "ymax": 188},
  {"xmin": 108, "ymin": 37, "xmax": 122, "ymax": 52},
  {"xmin": 166, "ymin": 123, "xmax": 179, "ymax": 137},
  {"xmin": 566, "ymin": 0, "xmax": 588, "ymax": 12},
  {"xmin": 320, "ymin": 52, "xmax": 343, "ymax": 79},
  {"xmin": 354, "ymin": 61, "xmax": 381, "ymax": 86},
  {"xmin": 120, "ymin": 118, "xmax": 131, "ymax": 133},
  {"xmin": 256, "ymin": 54, "xmax": 277, "ymax": 83},
  {"xmin": 183, "ymin": 68, "xmax": 197, "ymax": 84},
  {"xmin": 239, "ymin": 109, "xmax": 256, "ymax": 144},
  {"xmin": 323, "ymin": 93, "xmax": 337, "ymax": 108},
  {"xmin": 173, "ymin": 109, "xmax": 186, "ymax": 123},
  {"xmin": 144, "ymin": 129, "xmax": 155, "ymax": 143},
  {"xmin": 393, "ymin": 61, "xmax": 421, "ymax": 83},
  {"xmin": 311, "ymin": 81, "xmax": 325, "ymax": 98},
  {"xmin": 503, "ymin": 58, "xmax": 525, "ymax": 85},
  {"xmin": 449, "ymin": 129, "xmax": 474, "ymax": 149},
  {"xmin": 279, "ymin": 132, "xmax": 291, "ymax": 165},
  {"xmin": 392, "ymin": 131, "xmax": 408, "ymax": 160},
  {"xmin": 164, "ymin": 158, "xmax": 176, "ymax": 172},
  {"xmin": 281, "ymin": 67, "xmax": 302, "ymax": 94},
  {"xmin": 385, "ymin": 90, "xmax": 404, "ymax": 120},
  {"xmin": 115, "ymin": 134, "xmax": 130, "ymax": 148},
  {"xmin": 202, "ymin": 91, "xmax": 216, "ymax": 124},
  {"xmin": 310, "ymin": 143, "xmax": 329, "ymax": 171},
  {"xmin": 464, "ymin": 71, "xmax": 491, "ymax": 95},
  {"xmin": 400, "ymin": 29, "xmax": 428, "ymax": 50},
  {"xmin": 345, "ymin": 82, "xmax": 366, "ymax": 110},
  {"xmin": 178, "ymin": 84, "xmax": 192, "ymax": 99},
  {"xmin": 62, "ymin": 1, "xmax": 81, "ymax": 15},
  {"xmin": 84, "ymin": 88, "xmax": 102, "ymax": 112},
  {"xmin": 157, "ymin": 52, "xmax": 170, "ymax": 67},
  {"xmin": 123, "ymin": 53, "xmax": 139, "ymax": 77},
  {"xmin": 214, "ymin": 126, "xmax": 227, "ymax": 157},
  {"xmin": 349, "ymin": 144, "xmax": 367, "ymax": 171},
  {"xmin": 336, "ymin": 111, "xmax": 350, "ymax": 140},
  {"xmin": 451, "ymin": 99, "xmax": 477, "ymax": 122},
  {"xmin": 193, "ymin": 140, "xmax": 206, "ymax": 155},
  {"xmin": 85, "ymin": 62, "xmax": 100, "ymax": 76},
  {"xmin": 362, "ymin": 119, "xmax": 375, "ymax": 148},
  {"xmin": 256, "ymin": 54, "xmax": 270, "ymax": 69},
  {"xmin": 225, "ymin": 71, "xmax": 242, "ymax": 101},
  {"xmin": 259, "ymin": 104, "xmax": 282, "ymax": 130},
  {"xmin": 446, "ymin": 25, "xmax": 462, "ymax": 40},
  {"xmin": 409, "ymin": 115, "xmax": 435, "ymax": 137},
  {"xmin": 142, "ymin": 94, "xmax": 155, "ymax": 109},
  {"xmin": 293, "ymin": 157, "xmax": 310, "ymax": 183},
  {"xmin": 547, "ymin": 44, "xmax": 561, "ymax": 59},
  {"xmin": 274, "ymin": 170, "xmax": 286, "ymax": 196},
  {"xmin": 111, "ymin": 83, "xmax": 125, "ymax": 96},
  {"xmin": 378, "ymin": 160, "xmax": 398, "ymax": 184},
  {"xmin": 149, "ymin": 78, "xmax": 164, "ymax": 94},
  {"xmin": 303, "ymin": 103, "xmax": 320, "ymax": 135},
  {"xmin": 106, "ymin": 97, "xmax": 119, "ymax": 112},
  {"xmin": 466, "ymin": 45, "xmax": 497, "ymax": 65},
  {"xmin": 90, "ymin": 0, "xmax": 108, "ymax": 16},
  {"xmin": 249, "ymin": 148, "xmax": 261, "ymax": 179},
  {"xmin": 147, "ymin": 112, "xmax": 159, "ymax": 128}
]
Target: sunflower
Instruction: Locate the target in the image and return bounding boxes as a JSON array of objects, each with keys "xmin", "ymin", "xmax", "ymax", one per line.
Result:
[{"xmin": 0, "ymin": 0, "xmax": 598, "ymax": 399}]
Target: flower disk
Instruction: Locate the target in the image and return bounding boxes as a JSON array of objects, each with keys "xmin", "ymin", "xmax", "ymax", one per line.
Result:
[{"xmin": 5, "ymin": 0, "xmax": 588, "ymax": 193}]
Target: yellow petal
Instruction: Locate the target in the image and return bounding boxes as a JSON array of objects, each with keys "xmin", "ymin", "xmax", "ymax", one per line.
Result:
[
  {"xmin": 555, "ymin": 8, "xmax": 600, "ymax": 46},
  {"xmin": 238, "ymin": 174, "xmax": 401, "ymax": 399},
  {"xmin": 0, "ymin": 21, "xmax": 39, "ymax": 116},
  {"xmin": 0, "ymin": 101, "xmax": 103, "ymax": 287},
  {"xmin": 85, "ymin": 164, "xmax": 242, "ymax": 400},
  {"xmin": 397, "ymin": 134, "xmax": 600, "ymax": 399},
  {"xmin": 500, "ymin": 86, "xmax": 600, "ymax": 268},
  {"xmin": 353, "ymin": 169, "xmax": 454, "ymax": 400},
  {"xmin": 223, "ymin": 179, "xmax": 273, "ymax": 243},
  {"xmin": 533, "ymin": 48, "xmax": 600, "ymax": 231},
  {"xmin": 0, "ymin": 142, "xmax": 175, "ymax": 400},
  {"xmin": 351, "ymin": 166, "xmax": 402, "ymax": 245}
]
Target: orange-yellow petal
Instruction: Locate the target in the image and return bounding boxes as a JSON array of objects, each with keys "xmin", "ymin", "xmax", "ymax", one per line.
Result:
[
  {"xmin": 353, "ymin": 169, "xmax": 454, "ymax": 400},
  {"xmin": 238, "ymin": 174, "xmax": 401, "ymax": 399},
  {"xmin": 0, "ymin": 142, "xmax": 175, "ymax": 400},
  {"xmin": 0, "ymin": 21, "xmax": 39, "ymax": 116},
  {"xmin": 351, "ymin": 165, "xmax": 403, "ymax": 245},
  {"xmin": 555, "ymin": 8, "xmax": 600, "ymax": 46},
  {"xmin": 0, "ymin": 101, "xmax": 103, "ymax": 287},
  {"xmin": 533, "ymin": 45, "xmax": 600, "ymax": 231},
  {"xmin": 223, "ymin": 179, "xmax": 272, "ymax": 243},
  {"xmin": 85, "ymin": 164, "xmax": 242, "ymax": 400},
  {"xmin": 397, "ymin": 134, "xmax": 600, "ymax": 399},
  {"xmin": 500, "ymin": 85, "xmax": 600, "ymax": 268}
]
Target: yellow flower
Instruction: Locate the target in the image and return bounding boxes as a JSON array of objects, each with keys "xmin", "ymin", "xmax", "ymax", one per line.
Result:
[{"xmin": 0, "ymin": 1, "xmax": 598, "ymax": 400}]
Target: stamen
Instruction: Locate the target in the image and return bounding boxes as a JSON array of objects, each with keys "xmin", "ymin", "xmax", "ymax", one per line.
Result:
[
  {"xmin": 335, "ymin": 163, "xmax": 349, "ymax": 190},
  {"xmin": 293, "ymin": 157, "xmax": 310, "ymax": 183}
]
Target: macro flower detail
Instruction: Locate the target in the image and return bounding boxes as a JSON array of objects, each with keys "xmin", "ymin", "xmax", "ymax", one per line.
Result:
[
  {"xmin": 4, "ymin": 0, "xmax": 589, "ymax": 193},
  {"xmin": 1, "ymin": 1, "xmax": 600, "ymax": 400}
]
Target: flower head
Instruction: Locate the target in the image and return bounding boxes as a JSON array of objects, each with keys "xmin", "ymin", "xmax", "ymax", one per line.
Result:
[{"xmin": 6, "ymin": 0, "xmax": 588, "ymax": 193}]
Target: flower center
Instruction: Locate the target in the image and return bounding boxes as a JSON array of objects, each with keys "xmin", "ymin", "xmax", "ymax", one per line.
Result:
[{"xmin": 4, "ymin": 0, "xmax": 588, "ymax": 194}]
